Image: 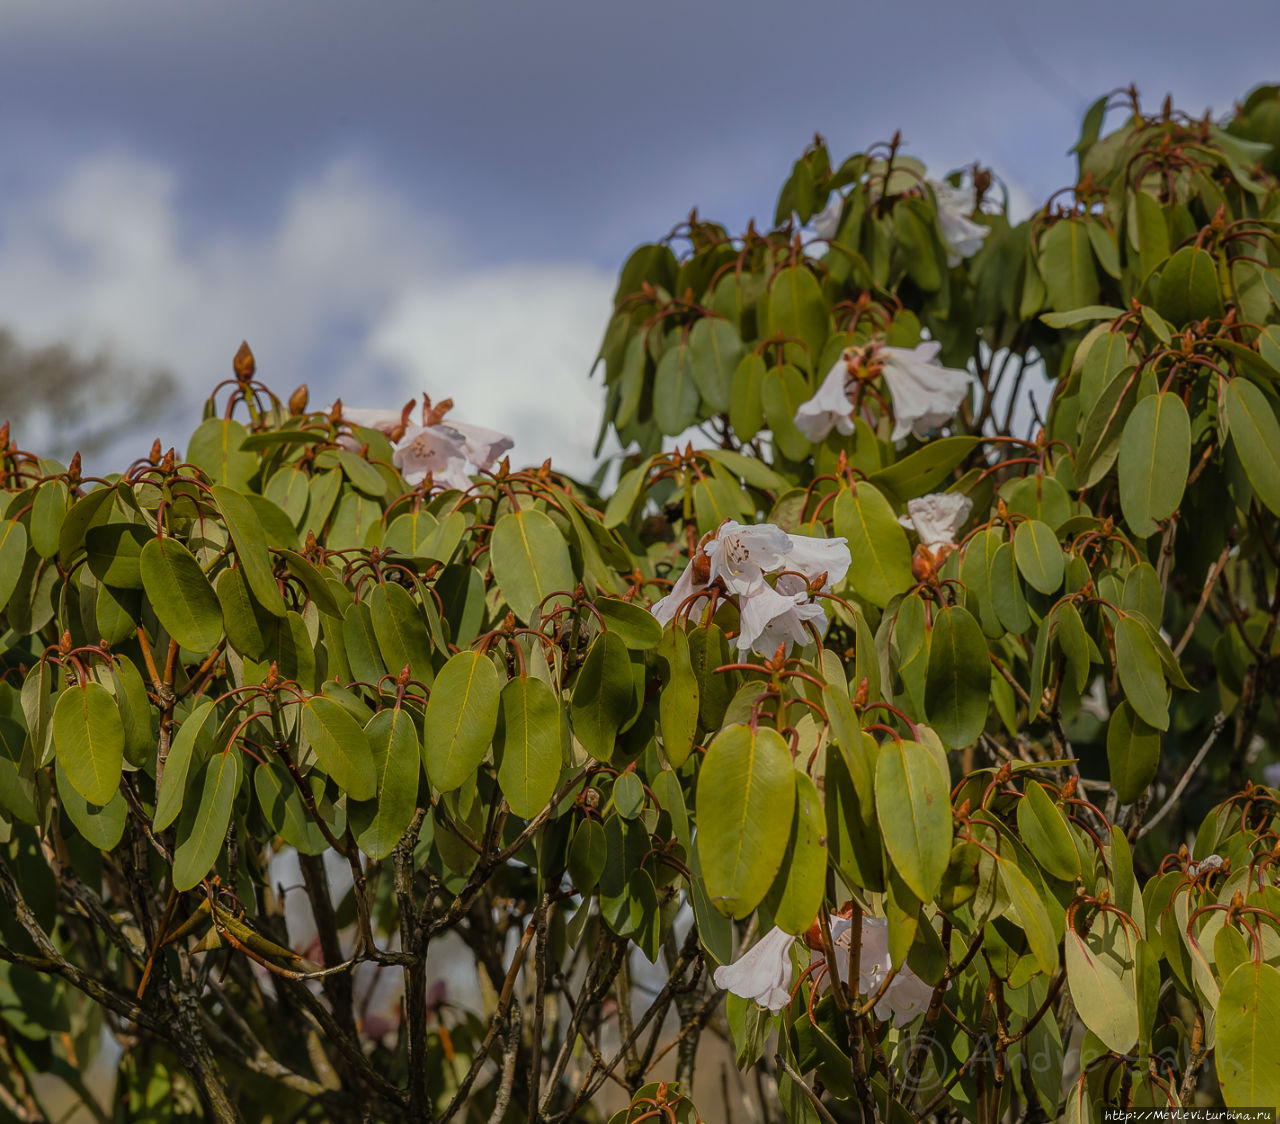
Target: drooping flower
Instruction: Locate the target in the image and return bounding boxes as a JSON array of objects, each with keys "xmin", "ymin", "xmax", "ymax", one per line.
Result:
[
  {"xmin": 809, "ymin": 195, "xmax": 844, "ymax": 242},
  {"xmin": 929, "ymin": 178, "xmax": 989, "ymax": 266},
  {"xmin": 715, "ymin": 913, "xmax": 942, "ymax": 1028},
  {"xmin": 736, "ymin": 576, "xmax": 828, "ymax": 656},
  {"xmin": 333, "ymin": 396, "xmax": 513, "ymax": 493},
  {"xmin": 794, "ymin": 353, "xmax": 858, "ymax": 442},
  {"xmin": 649, "ymin": 558, "xmax": 714, "ymax": 627},
  {"xmin": 898, "ymin": 493, "xmax": 973, "ymax": 550},
  {"xmin": 712, "ymin": 925, "xmax": 797, "ymax": 1013},
  {"xmin": 879, "ymin": 342, "xmax": 973, "ymax": 443}
]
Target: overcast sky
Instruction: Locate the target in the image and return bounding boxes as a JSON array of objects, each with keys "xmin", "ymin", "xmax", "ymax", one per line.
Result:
[{"xmin": 0, "ymin": 0, "xmax": 1276, "ymax": 477}]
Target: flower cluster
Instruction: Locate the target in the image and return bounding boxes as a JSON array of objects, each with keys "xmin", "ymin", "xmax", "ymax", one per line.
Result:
[
  {"xmin": 335, "ymin": 397, "xmax": 513, "ymax": 493},
  {"xmin": 650, "ymin": 520, "xmax": 851, "ymax": 657},
  {"xmin": 712, "ymin": 914, "xmax": 938, "ymax": 1028},
  {"xmin": 794, "ymin": 342, "xmax": 973, "ymax": 446}
]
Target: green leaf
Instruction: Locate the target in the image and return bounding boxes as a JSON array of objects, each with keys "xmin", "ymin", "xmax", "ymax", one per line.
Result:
[
  {"xmin": 760, "ymin": 364, "xmax": 811, "ymax": 461},
  {"xmin": 657, "ymin": 625, "xmax": 699, "ymax": 769},
  {"xmin": 767, "ymin": 773, "xmax": 827, "ymax": 935},
  {"xmin": 423, "ymin": 650, "xmax": 501, "ymax": 792},
  {"xmin": 1016, "ymin": 782, "xmax": 1080, "ymax": 881},
  {"xmin": 278, "ymin": 550, "xmax": 344, "ymax": 617},
  {"xmin": 1039, "ymin": 219, "xmax": 1099, "ymax": 313},
  {"xmin": 766, "ymin": 266, "xmax": 828, "ymax": 371},
  {"xmin": 1153, "ymin": 245, "xmax": 1224, "ymax": 325},
  {"xmin": 1039, "ymin": 305, "xmax": 1124, "ymax": 329},
  {"xmin": 215, "ymin": 567, "xmax": 275, "ymax": 661},
  {"xmin": 696, "ymin": 724, "xmax": 795, "ymax": 919},
  {"xmin": 211, "ymin": 485, "xmax": 286, "ymax": 618},
  {"xmin": 495, "ymin": 676, "xmax": 565, "ymax": 819},
  {"xmin": 57, "ymin": 485, "xmax": 115, "ymax": 567},
  {"xmin": 186, "ymin": 418, "xmax": 258, "ymax": 490},
  {"xmin": 52, "ymin": 682, "xmax": 124, "ymax": 806},
  {"xmin": 1216, "ymin": 962, "xmax": 1280, "ymax": 1110},
  {"xmin": 596, "ymin": 598, "xmax": 663, "ymax": 650},
  {"xmin": 335, "ymin": 449, "xmax": 387, "ymax": 497},
  {"xmin": 350, "ymin": 708, "xmax": 421, "ymax": 860},
  {"xmin": 139, "ymin": 537, "xmax": 223, "ymax": 652},
  {"xmin": 1113, "ymin": 616, "xmax": 1169, "ymax": 730},
  {"xmin": 603, "ymin": 463, "xmax": 649, "ymax": 529},
  {"xmin": 874, "ymin": 739, "xmax": 951, "ymax": 902},
  {"xmin": 369, "ymin": 582, "xmax": 436, "ymax": 686},
  {"xmin": 997, "ymin": 857, "xmax": 1059, "ymax": 975},
  {"xmin": 301, "ymin": 696, "xmax": 376, "ymax": 800},
  {"xmin": 568, "ymin": 819, "xmax": 607, "ymax": 892},
  {"xmin": 570, "ymin": 631, "xmax": 634, "ymax": 760},
  {"xmin": 1106, "ymin": 701, "xmax": 1161, "ymax": 804},
  {"xmin": 1076, "ymin": 367, "xmax": 1139, "ymax": 488},
  {"xmin": 1065, "ymin": 925, "xmax": 1138, "ymax": 1053},
  {"xmin": 173, "ymin": 751, "xmax": 242, "ymax": 891},
  {"xmin": 155, "ymin": 699, "xmax": 216, "ymax": 831},
  {"xmin": 924, "ymin": 605, "xmax": 990, "ymax": 749},
  {"xmin": 729, "ymin": 353, "xmax": 766, "ymax": 441},
  {"xmin": 868, "ymin": 436, "xmax": 979, "ymax": 501},
  {"xmin": 0, "ymin": 519, "xmax": 28, "ymax": 615},
  {"xmin": 653, "ymin": 339, "xmax": 699, "ymax": 435},
  {"xmin": 688, "ymin": 318, "xmax": 743, "ymax": 413},
  {"xmin": 30, "ymin": 481, "xmax": 68, "ymax": 558},
  {"xmin": 490, "ymin": 508, "xmax": 575, "ymax": 624},
  {"xmin": 1117, "ymin": 392, "xmax": 1190, "ymax": 536},
  {"xmin": 1129, "ymin": 189, "xmax": 1169, "ymax": 280},
  {"xmin": 1222, "ymin": 377, "xmax": 1280, "ymax": 514},
  {"xmin": 1012, "ymin": 520, "xmax": 1064, "ymax": 594},
  {"xmin": 832, "ymin": 485, "xmax": 912, "ymax": 607},
  {"xmin": 55, "ymin": 760, "xmax": 126, "ymax": 851}
]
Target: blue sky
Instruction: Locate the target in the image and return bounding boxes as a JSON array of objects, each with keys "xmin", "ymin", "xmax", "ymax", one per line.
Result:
[{"xmin": 0, "ymin": 0, "xmax": 1276, "ymax": 477}]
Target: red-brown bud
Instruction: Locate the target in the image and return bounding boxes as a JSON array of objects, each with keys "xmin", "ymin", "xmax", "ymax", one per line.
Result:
[
  {"xmin": 288, "ymin": 384, "xmax": 309, "ymax": 415},
  {"xmin": 233, "ymin": 341, "xmax": 256, "ymax": 381}
]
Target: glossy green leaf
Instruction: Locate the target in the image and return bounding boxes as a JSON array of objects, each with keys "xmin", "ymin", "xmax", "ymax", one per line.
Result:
[
  {"xmin": 350, "ymin": 707, "xmax": 421, "ymax": 860},
  {"xmin": 139, "ymin": 537, "xmax": 223, "ymax": 652},
  {"xmin": 173, "ymin": 751, "xmax": 242, "ymax": 891},
  {"xmin": 874, "ymin": 739, "xmax": 951, "ymax": 902},
  {"xmin": 766, "ymin": 266, "xmax": 827, "ymax": 371},
  {"xmin": 768, "ymin": 773, "xmax": 827, "ymax": 935},
  {"xmin": 653, "ymin": 339, "xmax": 699, "ymax": 435},
  {"xmin": 155, "ymin": 699, "xmax": 216, "ymax": 831},
  {"xmin": 1107, "ymin": 702, "xmax": 1160, "ymax": 803},
  {"xmin": 657, "ymin": 624, "xmax": 699, "ymax": 768},
  {"xmin": 52, "ymin": 682, "xmax": 124, "ymax": 807},
  {"xmin": 1016, "ymin": 782, "xmax": 1080, "ymax": 881},
  {"xmin": 1012, "ymin": 519, "xmax": 1063, "ymax": 594},
  {"xmin": 1216, "ymin": 962, "xmax": 1280, "ymax": 1110},
  {"xmin": 997, "ymin": 857, "xmax": 1059, "ymax": 974},
  {"xmin": 495, "ymin": 676, "xmax": 565, "ymax": 819},
  {"xmin": 211, "ymin": 485, "xmax": 286, "ymax": 617},
  {"xmin": 570, "ymin": 631, "xmax": 634, "ymax": 761},
  {"xmin": 0, "ymin": 519, "xmax": 28, "ymax": 614},
  {"xmin": 490, "ymin": 508, "xmax": 575, "ymax": 624},
  {"xmin": 924, "ymin": 605, "xmax": 990, "ymax": 749},
  {"xmin": 696, "ymin": 724, "xmax": 795, "ymax": 919},
  {"xmin": 1113, "ymin": 616, "xmax": 1169, "ymax": 730},
  {"xmin": 688, "ymin": 317, "xmax": 743, "ymax": 413},
  {"xmin": 369, "ymin": 581, "xmax": 436, "ymax": 685},
  {"xmin": 1153, "ymin": 245, "xmax": 1224, "ymax": 326},
  {"xmin": 1066, "ymin": 924, "xmax": 1137, "ymax": 1053},
  {"xmin": 55, "ymin": 760, "xmax": 126, "ymax": 851},
  {"xmin": 1039, "ymin": 219, "xmax": 1099, "ymax": 312},
  {"xmin": 186, "ymin": 418, "xmax": 257, "ymax": 490},
  {"xmin": 423, "ymin": 650, "xmax": 501, "ymax": 792},
  {"xmin": 1117, "ymin": 392, "xmax": 1190, "ymax": 536},
  {"xmin": 301, "ymin": 696, "xmax": 376, "ymax": 800},
  {"xmin": 832, "ymin": 485, "xmax": 912, "ymax": 607},
  {"xmin": 30, "ymin": 481, "xmax": 68, "ymax": 558},
  {"xmin": 1222, "ymin": 377, "xmax": 1280, "ymax": 515}
]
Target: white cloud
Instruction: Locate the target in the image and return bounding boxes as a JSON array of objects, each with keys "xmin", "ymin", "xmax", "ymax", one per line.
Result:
[{"xmin": 0, "ymin": 150, "xmax": 614, "ymax": 479}]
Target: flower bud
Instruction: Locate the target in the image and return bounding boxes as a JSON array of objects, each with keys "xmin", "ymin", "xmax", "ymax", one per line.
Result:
[
  {"xmin": 233, "ymin": 341, "xmax": 256, "ymax": 381},
  {"xmin": 288, "ymin": 384, "xmax": 309, "ymax": 415}
]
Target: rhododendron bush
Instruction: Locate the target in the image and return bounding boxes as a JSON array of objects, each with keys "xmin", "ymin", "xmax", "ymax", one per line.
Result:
[{"xmin": 3, "ymin": 85, "xmax": 1280, "ymax": 1122}]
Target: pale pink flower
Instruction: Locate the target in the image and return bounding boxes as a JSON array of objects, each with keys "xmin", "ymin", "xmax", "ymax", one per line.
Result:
[
  {"xmin": 392, "ymin": 423, "xmax": 474, "ymax": 491},
  {"xmin": 898, "ymin": 493, "xmax": 974, "ymax": 550},
  {"xmin": 703, "ymin": 521, "xmax": 850, "ymax": 596},
  {"xmin": 929, "ymin": 179, "xmax": 989, "ymax": 266},
  {"xmin": 794, "ymin": 354, "xmax": 857, "ymax": 442},
  {"xmin": 809, "ymin": 195, "xmax": 844, "ymax": 242},
  {"xmin": 712, "ymin": 925, "xmax": 796, "ymax": 1013},
  {"xmin": 879, "ymin": 342, "xmax": 973, "ymax": 443}
]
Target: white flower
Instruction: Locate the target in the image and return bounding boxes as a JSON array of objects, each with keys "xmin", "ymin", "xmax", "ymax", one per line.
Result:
[
  {"xmin": 1186, "ymin": 853, "xmax": 1224, "ymax": 879},
  {"xmin": 879, "ymin": 342, "xmax": 973, "ymax": 443},
  {"xmin": 392, "ymin": 423, "xmax": 474, "ymax": 491},
  {"xmin": 929, "ymin": 178, "xmax": 989, "ymax": 266},
  {"xmin": 809, "ymin": 195, "xmax": 844, "ymax": 242},
  {"xmin": 898, "ymin": 493, "xmax": 974, "ymax": 550},
  {"xmin": 649, "ymin": 559, "xmax": 713, "ymax": 626},
  {"xmin": 826, "ymin": 916, "xmax": 941, "ymax": 1029},
  {"xmin": 335, "ymin": 406, "xmax": 404, "ymax": 436},
  {"xmin": 703, "ymin": 521, "xmax": 793, "ymax": 594},
  {"xmin": 736, "ymin": 576, "xmax": 828, "ymax": 656},
  {"xmin": 794, "ymin": 355, "xmax": 857, "ymax": 442},
  {"xmin": 445, "ymin": 420, "xmax": 514, "ymax": 471},
  {"xmin": 712, "ymin": 925, "xmax": 796, "ymax": 1013}
]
